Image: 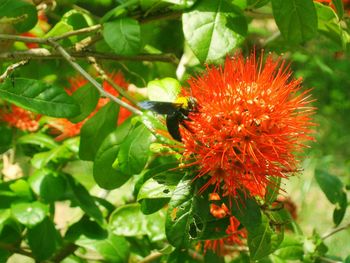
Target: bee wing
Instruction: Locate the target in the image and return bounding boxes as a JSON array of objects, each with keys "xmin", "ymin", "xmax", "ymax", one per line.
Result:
[
  {"xmin": 138, "ymin": 101, "xmax": 182, "ymax": 115},
  {"xmin": 166, "ymin": 115, "xmax": 182, "ymax": 141}
]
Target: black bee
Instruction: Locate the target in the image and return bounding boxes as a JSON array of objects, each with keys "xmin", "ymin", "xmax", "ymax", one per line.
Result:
[{"xmin": 138, "ymin": 97, "xmax": 197, "ymax": 141}]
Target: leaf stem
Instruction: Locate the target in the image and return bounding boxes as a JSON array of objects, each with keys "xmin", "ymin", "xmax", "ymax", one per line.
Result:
[
  {"xmin": 0, "ymin": 60, "xmax": 28, "ymax": 83},
  {"xmin": 321, "ymin": 222, "xmax": 350, "ymax": 240}
]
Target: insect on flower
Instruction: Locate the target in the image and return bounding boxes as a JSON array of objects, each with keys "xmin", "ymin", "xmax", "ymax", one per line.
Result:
[{"xmin": 138, "ymin": 96, "xmax": 197, "ymax": 141}]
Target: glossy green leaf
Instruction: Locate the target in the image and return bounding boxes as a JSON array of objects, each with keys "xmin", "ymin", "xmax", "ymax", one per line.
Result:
[
  {"xmin": 9, "ymin": 179, "xmax": 32, "ymax": 200},
  {"xmin": 265, "ymin": 177, "xmax": 281, "ymax": 204},
  {"xmin": 17, "ymin": 133, "xmax": 58, "ymax": 149},
  {"xmin": 271, "ymin": 0, "xmax": 317, "ymax": 44},
  {"xmin": 103, "ymin": 18, "xmax": 141, "ymax": 55},
  {"xmin": 65, "ymin": 216, "xmax": 108, "ymax": 241},
  {"xmin": 40, "ymin": 172, "xmax": 66, "ymax": 203},
  {"xmin": 0, "ymin": 209, "xmax": 11, "ymax": 234},
  {"xmin": 69, "ymin": 83, "xmax": 99, "ymax": 123},
  {"xmin": 45, "ymin": 21, "xmax": 74, "ymax": 38},
  {"xmin": 315, "ymin": 2, "xmax": 345, "ymax": 47},
  {"xmin": 93, "ymin": 120, "xmax": 133, "ymax": 189},
  {"xmin": 274, "ymin": 235, "xmax": 304, "ymax": 260},
  {"xmin": 147, "ymin": 78, "xmax": 181, "ymax": 102},
  {"xmin": 231, "ymin": 194, "xmax": 262, "ymax": 232},
  {"xmin": 315, "ymin": 169, "xmax": 344, "ymax": 204},
  {"xmin": 0, "ymin": 78, "xmax": 80, "ymax": 118},
  {"xmin": 247, "ymin": 217, "xmax": 273, "ymax": 260},
  {"xmin": 11, "ymin": 201, "xmax": 49, "ymax": 227},
  {"xmin": 93, "ymin": 234, "xmax": 130, "ymax": 263},
  {"xmin": 109, "ymin": 203, "xmax": 166, "ymax": 241},
  {"xmin": 79, "ymin": 101, "xmax": 119, "ymax": 161},
  {"xmin": 165, "ymin": 177, "xmax": 194, "ymax": 248},
  {"xmin": 117, "ymin": 124, "xmax": 154, "ymax": 175},
  {"xmin": 0, "ymin": 0, "xmax": 37, "ymax": 32},
  {"xmin": 66, "ymin": 175, "xmax": 104, "ymax": 225},
  {"xmin": 0, "ymin": 125, "xmax": 12, "ymax": 154},
  {"xmin": 31, "ymin": 144, "xmax": 73, "ymax": 169},
  {"xmin": 333, "ymin": 192, "xmax": 347, "ymax": 226},
  {"xmin": 332, "ymin": 0, "xmax": 344, "ymax": 18},
  {"xmin": 182, "ymin": 0, "xmax": 247, "ymax": 62},
  {"xmin": 247, "ymin": 0, "xmax": 271, "ymax": 8},
  {"xmin": 27, "ymin": 217, "xmax": 60, "ymax": 261}
]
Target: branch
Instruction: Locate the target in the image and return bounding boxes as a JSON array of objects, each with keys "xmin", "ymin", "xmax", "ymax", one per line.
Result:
[
  {"xmin": 51, "ymin": 24, "xmax": 102, "ymax": 41},
  {"xmin": 0, "ymin": 242, "xmax": 33, "ymax": 259},
  {"xmin": 87, "ymin": 56, "xmax": 139, "ymax": 105},
  {"xmin": 47, "ymin": 38, "xmax": 142, "ymax": 116},
  {"xmin": 50, "ymin": 243, "xmax": 78, "ymax": 263},
  {"xmin": 0, "ymin": 48, "xmax": 179, "ymax": 64},
  {"xmin": 0, "ymin": 60, "xmax": 28, "ymax": 83},
  {"xmin": 139, "ymin": 251, "xmax": 163, "ymax": 263},
  {"xmin": 322, "ymin": 222, "xmax": 350, "ymax": 240}
]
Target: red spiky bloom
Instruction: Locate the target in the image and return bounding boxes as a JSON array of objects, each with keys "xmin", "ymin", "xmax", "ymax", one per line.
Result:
[
  {"xmin": 314, "ymin": 0, "xmax": 350, "ymax": 13},
  {"xmin": 181, "ymin": 53, "xmax": 315, "ymax": 198},
  {"xmin": 0, "ymin": 105, "xmax": 41, "ymax": 132},
  {"xmin": 50, "ymin": 72, "xmax": 132, "ymax": 141}
]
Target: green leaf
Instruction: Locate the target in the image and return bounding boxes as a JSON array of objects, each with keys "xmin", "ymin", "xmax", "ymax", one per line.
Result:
[
  {"xmin": 17, "ymin": 133, "xmax": 58, "ymax": 149},
  {"xmin": 110, "ymin": 203, "xmax": 166, "ymax": 242},
  {"xmin": 182, "ymin": 0, "xmax": 247, "ymax": 62},
  {"xmin": 247, "ymin": 218, "xmax": 273, "ymax": 260},
  {"xmin": 11, "ymin": 201, "xmax": 49, "ymax": 227},
  {"xmin": 271, "ymin": 0, "xmax": 317, "ymax": 44},
  {"xmin": 93, "ymin": 120, "xmax": 133, "ymax": 189},
  {"xmin": 0, "ymin": 78, "xmax": 80, "ymax": 118},
  {"xmin": 65, "ymin": 216, "xmax": 108, "ymax": 241},
  {"xmin": 9, "ymin": 179, "xmax": 32, "ymax": 200},
  {"xmin": 117, "ymin": 124, "xmax": 154, "ymax": 175},
  {"xmin": 45, "ymin": 21, "xmax": 74, "ymax": 38},
  {"xmin": 40, "ymin": 172, "xmax": 67, "ymax": 203},
  {"xmin": 69, "ymin": 83, "xmax": 99, "ymax": 123},
  {"xmin": 147, "ymin": 78, "xmax": 181, "ymax": 102},
  {"xmin": 31, "ymin": 144, "xmax": 73, "ymax": 169},
  {"xmin": 93, "ymin": 234, "xmax": 130, "ymax": 263},
  {"xmin": 315, "ymin": 169, "xmax": 344, "ymax": 204},
  {"xmin": 315, "ymin": 2, "xmax": 345, "ymax": 47},
  {"xmin": 274, "ymin": 235, "xmax": 304, "ymax": 260},
  {"xmin": 231, "ymin": 194, "xmax": 262, "ymax": 232},
  {"xmin": 79, "ymin": 101, "xmax": 119, "ymax": 161},
  {"xmin": 265, "ymin": 177, "xmax": 281, "ymax": 204},
  {"xmin": 0, "ymin": 0, "xmax": 37, "ymax": 32},
  {"xmin": 332, "ymin": 0, "xmax": 344, "ymax": 18},
  {"xmin": 66, "ymin": 175, "xmax": 104, "ymax": 225},
  {"xmin": 27, "ymin": 217, "xmax": 60, "ymax": 261},
  {"xmin": 165, "ymin": 176, "xmax": 195, "ymax": 248},
  {"xmin": 0, "ymin": 125, "xmax": 12, "ymax": 154},
  {"xmin": 103, "ymin": 18, "xmax": 141, "ymax": 55},
  {"xmin": 333, "ymin": 192, "xmax": 347, "ymax": 226}
]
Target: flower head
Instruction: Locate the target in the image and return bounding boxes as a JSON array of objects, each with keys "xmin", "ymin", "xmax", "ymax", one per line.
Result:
[
  {"xmin": 181, "ymin": 53, "xmax": 315, "ymax": 197},
  {"xmin": 0, "ymin": 105, "xmax": 41, "ymax": 132}
]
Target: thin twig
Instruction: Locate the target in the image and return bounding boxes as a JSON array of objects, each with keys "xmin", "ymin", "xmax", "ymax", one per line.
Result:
[
  {"xmin": 51, "ymin": 24, "xmax": 102, "ymax": 41},
  {"xmin": 47, "ymin": 38, "xmax": 142, "ymax": 115},
  {"xmin": 0, "ymin": 60, "xmax": 28, "ymax": 83},
  {"xmin": 50, "ymin": 243, "xmax": 78, "ymax": 263},
  {"xmin": 0, "ymin": 48, "xmax": 179, "ymax": 64},
  {"xmin": 138, "ymin": 251, "xmax": 163, "ymax": 263},
  {"xmin": 322, "ymin": 222, "xmax": 350, "ymax": 240},
  {"xmin": 0, "ymin": 242, "xmax": 33, "ymax": 258},
  {"xmin": 87, "ymin": 56, "xmax": 139, "ymax": 105}
]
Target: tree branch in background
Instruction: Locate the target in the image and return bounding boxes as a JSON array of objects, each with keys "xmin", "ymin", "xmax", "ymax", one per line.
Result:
[
  {"xmin": 322, "ymin": 222, "xmax": 350, "ymax": 240},
  {"xmin": 0, "ymin": 60, "xmax": 28, "ymax": 83},
  {"xmin": 87, "ymin": 56, "xmax": 139, "ymax": 105}
]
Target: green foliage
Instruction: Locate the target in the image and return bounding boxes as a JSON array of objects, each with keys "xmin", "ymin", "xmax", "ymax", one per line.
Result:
[{"xmin": 0, "ymin": 0, "xmax": 349, "ymax": 262}]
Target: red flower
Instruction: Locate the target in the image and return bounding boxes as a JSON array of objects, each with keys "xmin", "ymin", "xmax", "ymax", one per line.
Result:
[
  {"xmin": 50, "ymin": 72, "xmax": 132, "ymax": 141},
  {"xmin": 0, "ymin": 105, "xmax": 41, "ymax": 132},
  {"xmin": 181, "ymin": 53, "xmax": 315, "ymax": 198},
  {"xmin": 314, "ymin": 0, "xmax": 350, "ymax": 14},
  {"xmin": 203, "ymin": 216, "xmax": 247, "ymax": 255}
]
